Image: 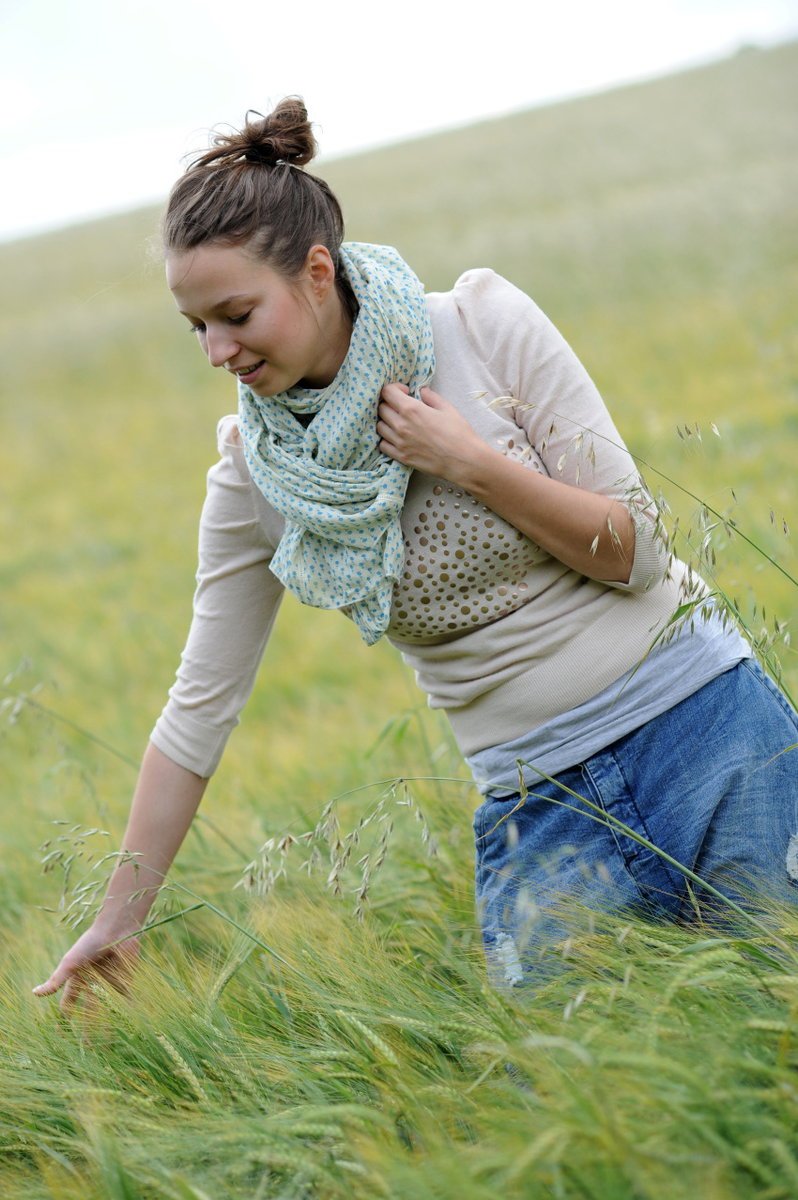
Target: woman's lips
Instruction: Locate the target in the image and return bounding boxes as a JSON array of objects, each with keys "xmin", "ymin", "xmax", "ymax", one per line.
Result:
[{"xmin": 232, "ymin": 360, "xmax": 266, "ymax": 384}]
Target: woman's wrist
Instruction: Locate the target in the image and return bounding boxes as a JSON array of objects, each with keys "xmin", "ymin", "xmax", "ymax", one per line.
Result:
[
  {"xmin": 93, "ymin": 874, "xmax": 161, "ymax": 938},
  {"xmin": 442, "ymin": 436, "xmax": 501, "ymax": 495},
  {"xmin": 94, "ymin": 888, "xmax": 153, "ymax": 930},
  {"xmin": 91, "ymin": 910, "xmax": 146, "ymax": 946}
]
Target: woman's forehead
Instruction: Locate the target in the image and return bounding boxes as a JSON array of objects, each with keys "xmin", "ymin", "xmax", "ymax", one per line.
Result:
[{"xmin": 166, "ymin": 242, "xmax": 272, "ymax": 299}]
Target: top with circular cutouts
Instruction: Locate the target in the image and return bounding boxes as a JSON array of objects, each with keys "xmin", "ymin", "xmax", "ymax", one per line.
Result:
[{"xmin": 388, "ymin": 435, "xmax": 550, "ymax": 644}]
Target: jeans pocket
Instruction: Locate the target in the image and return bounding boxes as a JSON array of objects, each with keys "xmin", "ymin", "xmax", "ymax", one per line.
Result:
[
  {"xmin": 580, "ymin": 753, "xmax": 685, "ymax": 914},
  {"xmin": 473, "ymin": 792, "xmax": 522, "ymax": 843}
]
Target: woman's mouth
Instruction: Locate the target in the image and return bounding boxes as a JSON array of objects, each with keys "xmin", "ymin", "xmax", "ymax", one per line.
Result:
[{"xmin": 232, "ymin": 360, "xmax": 266, "ymax": 384}]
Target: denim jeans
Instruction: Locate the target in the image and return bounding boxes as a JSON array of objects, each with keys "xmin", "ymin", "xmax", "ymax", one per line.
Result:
[{"xmin": 473, "ymin": 660, "xmax": 798, "ymax": 986}]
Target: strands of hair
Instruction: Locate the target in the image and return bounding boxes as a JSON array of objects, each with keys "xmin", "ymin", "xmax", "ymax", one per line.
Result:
[{"xmin": 161, "ymin": 96, "xmax": 345, "ymax": 285}]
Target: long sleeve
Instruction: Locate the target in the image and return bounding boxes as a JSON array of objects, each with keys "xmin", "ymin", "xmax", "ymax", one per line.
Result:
[
  {"xmin": 452, "ymin": 270, "xmax": 670, "ymax": 592},
  {"xmin": 150, "ymin": 417, "xmax": 284, "ymax": 777}
]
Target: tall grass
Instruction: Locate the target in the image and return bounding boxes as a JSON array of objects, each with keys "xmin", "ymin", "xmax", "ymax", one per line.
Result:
[{"xmin": 1, "ymin": 40, "xmax": 797, "ymax": 1198}]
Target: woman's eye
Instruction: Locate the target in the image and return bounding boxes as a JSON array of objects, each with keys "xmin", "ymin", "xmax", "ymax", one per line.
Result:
[
  {"xmin": 228, "ymin": 312, "xmax": 251, "ymax": 326},
  {"xmin": 189, "ymin": 322, "xmax": 206, "ymax": 334}
]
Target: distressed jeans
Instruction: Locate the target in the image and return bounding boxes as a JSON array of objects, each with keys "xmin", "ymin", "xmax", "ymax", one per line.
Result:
[{"xmin": 473, "ymin": 660, "xmax": 798, "ymax": 986}]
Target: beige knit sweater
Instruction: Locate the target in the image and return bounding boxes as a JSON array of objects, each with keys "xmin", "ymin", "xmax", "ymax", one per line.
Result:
[{"xmin": 151, "ymin": 270, "xmax": 686, "ymax": 777}]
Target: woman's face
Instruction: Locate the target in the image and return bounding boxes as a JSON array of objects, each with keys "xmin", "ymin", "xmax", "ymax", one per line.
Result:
[{"xmin": 166, "ymin": 241, "xmax": 348, "ymax": 395}]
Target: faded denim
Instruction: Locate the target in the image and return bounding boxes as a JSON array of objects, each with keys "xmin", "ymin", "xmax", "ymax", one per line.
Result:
[{"xmin": 473, "ymin": 660, "xmax": 798, "ymax": 986}]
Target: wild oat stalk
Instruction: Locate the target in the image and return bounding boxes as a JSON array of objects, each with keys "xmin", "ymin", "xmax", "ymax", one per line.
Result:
[
  {"xmin": 234, "ymin": 777, "xmax": 441, "ymax": 920},
  {"xmin": 38, "ymin": 822, "xmax": 138, "ymax": 929}
]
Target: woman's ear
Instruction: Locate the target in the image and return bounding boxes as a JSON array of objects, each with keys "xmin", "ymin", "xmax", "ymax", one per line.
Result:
[{"xmin": 305, "ymin": 244, "xmax": 336, "ymax": 301}]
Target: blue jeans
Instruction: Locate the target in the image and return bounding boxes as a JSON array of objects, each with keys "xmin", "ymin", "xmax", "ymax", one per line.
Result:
[{"xmin": 473, "ymin": 660, "xmax": 798, "ymax": 986}]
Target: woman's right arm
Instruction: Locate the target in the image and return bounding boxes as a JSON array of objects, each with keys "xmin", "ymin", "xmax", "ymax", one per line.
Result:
[
  {"xmin": 33, "ymin": 743, "xmax": 206, "ymax": 1011},
  {"xmin": 34, "ymin": 418, "xmax": 283, "ymax": 1012}
]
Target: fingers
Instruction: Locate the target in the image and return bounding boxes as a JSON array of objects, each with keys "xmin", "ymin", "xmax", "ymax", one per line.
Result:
[
  {"xmin": 33, "ymin": 939, "xmax": 140, "ymax": 1013},
  {"xmin": 380, "ymin": 384, "xmax": 444, "ymax": 406},
  {"xmin": 377, "ymin": 382, "xmax": 455, "ymax": 470},
  {"xmin": 32, "ymin": 964, "xmax": 68, "ymax": 997},
  {"xmin": 59, "ymin": 973, "xmax": 87, "ymax": 1017},
  {"xmin": 31, "ymin": 980, "xmax": 58, "ymax": 997},
  {"xmin": 97, "ymin": 943, "xmax": 139, "ymax": 996},
  {"xmin": 419, "ymin": 386, "xmax": 447, "ymax": 408},
  {"xmin": 33, "ymin": 954, "xmax": 89, "ymax": 1015},
  {"xmin": 379, "ymin": 382, "xmax": 411, "ymax": 408},
  {"xmin": 41, "ymin": 962, "xmax": 122, "ymax": 1019},
  {"xmin": 31, "ymin": 961, "xmax": 90, "ymax": 1015},
  {"xmin": 378, "ymin": 385, "xmax": 444, "ymax": 433}
]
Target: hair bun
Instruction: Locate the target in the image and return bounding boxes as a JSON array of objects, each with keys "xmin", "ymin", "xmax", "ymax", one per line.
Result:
[{"xmin": 210, "ymin": 97, "xmax": 318, "ymax": 169}]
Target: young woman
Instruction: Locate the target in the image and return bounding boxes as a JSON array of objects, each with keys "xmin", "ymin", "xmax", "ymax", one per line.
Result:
[{"xmin": 34, "ymin": 98, "xmax": 798, "ymax": 1007}]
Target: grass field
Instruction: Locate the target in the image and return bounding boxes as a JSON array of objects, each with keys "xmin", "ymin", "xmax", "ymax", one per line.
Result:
[{"xmin": 1, "ymin": 40, "xmax": 797, "ymax": 1198}]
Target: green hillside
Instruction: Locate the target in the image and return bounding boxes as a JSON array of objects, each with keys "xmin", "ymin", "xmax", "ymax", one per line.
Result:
[{"xmin": 1, "ymin": 41, "xmax": 797, "ymax": 1199}]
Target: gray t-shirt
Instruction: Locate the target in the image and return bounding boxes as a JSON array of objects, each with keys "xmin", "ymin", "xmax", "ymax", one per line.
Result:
[{"xmin": 467, "ymin": 608, "xmax": 751, "ymax": 796}]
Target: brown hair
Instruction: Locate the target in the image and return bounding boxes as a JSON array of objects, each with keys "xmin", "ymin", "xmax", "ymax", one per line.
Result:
[{"xmin": 162, "ymin": 98, "xmax": 353, "ymax": 310}]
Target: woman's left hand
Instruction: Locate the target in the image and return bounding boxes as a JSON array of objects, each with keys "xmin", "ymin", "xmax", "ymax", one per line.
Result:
[
  {"xmin": 377, "ymin": 384, "xmax": 487, "ymax": 482},
  {"xmin": 379, "ymin": 382, "xmax": 636, "ymax": 582}
]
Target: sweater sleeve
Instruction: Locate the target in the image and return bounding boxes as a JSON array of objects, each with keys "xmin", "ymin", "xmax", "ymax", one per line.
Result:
[
  {"xmin": 453, "ymin": 270, "xmax": 670, "ymax": 592},
  {"xmin": 149, "ymin": 417, "xmax": 284, "ymax": 777}
]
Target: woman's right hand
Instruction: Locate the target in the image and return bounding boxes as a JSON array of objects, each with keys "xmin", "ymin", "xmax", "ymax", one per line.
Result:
[
  {"xmin": 33, "ymin": 744, "xmax": 207, "ymax": 1017},
  {"xmin": 33, "ymin": 924, "xmax": 140, "ymax": 1016}
]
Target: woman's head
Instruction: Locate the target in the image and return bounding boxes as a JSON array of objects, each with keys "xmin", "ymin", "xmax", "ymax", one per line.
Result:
[
  {"xmin": 164, "ymin": 99, "xmax": 356, "ymax": 394},
  {"xmin": 162, "ymin": 97, "xmax": 345, "ymax": 284}
]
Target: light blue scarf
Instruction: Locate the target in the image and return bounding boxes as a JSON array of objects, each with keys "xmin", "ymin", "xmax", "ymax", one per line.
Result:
[{"xmin": 237, "ymin": 242, "xmax": 436, "ymax": 645}]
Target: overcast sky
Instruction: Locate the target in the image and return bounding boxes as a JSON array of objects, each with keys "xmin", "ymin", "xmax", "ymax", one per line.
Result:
[{"xmin": 2, "ymin": 0, "xmax": 796, "ymax": 243}]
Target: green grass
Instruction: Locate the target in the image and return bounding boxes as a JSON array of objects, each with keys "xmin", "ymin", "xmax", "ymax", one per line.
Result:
[{"xmin": 1, "ymin": 40, "xmax": 797, "ymax": 1198}]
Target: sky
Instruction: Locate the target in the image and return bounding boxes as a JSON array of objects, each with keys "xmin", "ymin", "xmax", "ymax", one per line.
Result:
[{"xmin": 2, "ymin": 0, "xmax": 796, "ymax": 243}]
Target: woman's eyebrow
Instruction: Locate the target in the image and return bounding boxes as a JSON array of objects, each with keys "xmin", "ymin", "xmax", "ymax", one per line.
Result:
[{"xmin": 177, "ymin": 293, "xmax": 253, "ymax": 316}]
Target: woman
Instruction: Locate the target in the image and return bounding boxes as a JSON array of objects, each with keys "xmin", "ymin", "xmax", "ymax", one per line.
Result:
[{"xmin": 34, "ymin": 98, "xmax": 798, "ymax": 1007}]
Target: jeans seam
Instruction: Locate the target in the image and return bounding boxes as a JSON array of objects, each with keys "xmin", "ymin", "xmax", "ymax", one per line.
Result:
[
  {"xmin": 581, "ymin": 755, "xmax": 682, "ymax": 903},
  {"xmin": 576, "ymin": 760, "xmax": 645, "ymax": 894},
  {"xmin": 740, "ymin": 659, "xmax": 798, "ymax": 729}
]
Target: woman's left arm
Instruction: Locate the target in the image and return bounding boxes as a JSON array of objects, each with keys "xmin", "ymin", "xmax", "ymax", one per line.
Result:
[{"xmin": 377, "ymin": 383, "xmax": 636, "ymax": 583}]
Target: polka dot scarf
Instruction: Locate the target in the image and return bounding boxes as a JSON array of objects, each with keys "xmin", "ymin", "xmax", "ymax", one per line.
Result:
[{"xmin": 237, "ymin": 242, "xmax": 436, "ymax": 645}]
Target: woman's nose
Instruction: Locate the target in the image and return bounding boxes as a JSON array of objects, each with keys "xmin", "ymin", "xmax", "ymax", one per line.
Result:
[{"xmin": 205, "ymin": 327, "xmax": 240, "ymax": 369}]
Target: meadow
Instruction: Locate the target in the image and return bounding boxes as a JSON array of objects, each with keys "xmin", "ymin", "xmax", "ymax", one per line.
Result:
[{"xmin": 1, "ymin": 40, "xmax": 797, "ymax": 1198}]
